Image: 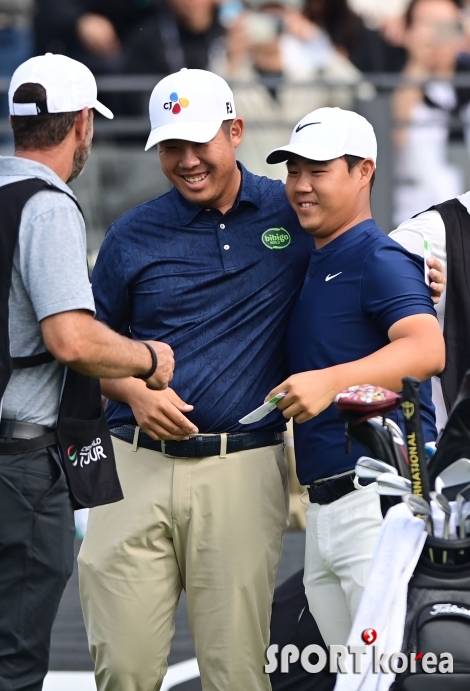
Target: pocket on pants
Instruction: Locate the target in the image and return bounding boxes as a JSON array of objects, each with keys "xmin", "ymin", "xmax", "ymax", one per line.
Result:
[
  {"xmin": 0, "ymin": 446, "xmax": 62, "ymax": 514},
  {"xmin": 271, "ymin": 445, "xmax": 290, "ymax": 520}
]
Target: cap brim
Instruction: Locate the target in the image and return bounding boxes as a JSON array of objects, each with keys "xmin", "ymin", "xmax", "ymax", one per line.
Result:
[
  {"xmin": 145, "ymin": 120, "xmax": 222, "ymax": 151},
  {"xmin": 93, "ymin": 100, "xmax": 114, "ymax": 119},
  {"xmin": 266, "ymin": 143, "xmax": 345, "ymax": 164}
]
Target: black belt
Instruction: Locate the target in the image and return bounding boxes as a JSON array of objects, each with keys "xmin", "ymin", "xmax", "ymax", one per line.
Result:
[
  {"xmin": 110, "ymin": 424, "xmax": 284, "ymax": 458},
  {"xmin": 0, "ymin": 419, "xmax": 57, "ymax": 455},
  {"xmin": 308, "ymin": 472, "xmax": 375, "ymax": 505}
]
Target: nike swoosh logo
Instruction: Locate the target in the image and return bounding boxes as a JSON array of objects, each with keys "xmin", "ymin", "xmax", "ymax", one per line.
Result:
[
  {"xmin": 325, "ymin": 272, "xmax": 342, "ymax": 281},
  {"xmin": 295, "ymin": 122, "xmax": 321, "ymax": 132}
]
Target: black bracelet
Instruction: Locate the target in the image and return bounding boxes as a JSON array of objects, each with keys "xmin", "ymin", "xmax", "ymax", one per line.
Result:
[{"xmin": 133, "ymin": 342, "xmax": 158, "ymax": 381}]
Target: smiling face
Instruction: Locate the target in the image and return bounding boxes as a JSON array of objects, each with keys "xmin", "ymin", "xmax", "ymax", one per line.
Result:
[
  {"xmin": 285, "ymin": 155, "xmax": 374, "ymax": 247},
  {"xmin": 157, "ymin": 118, "xmax": 244, "ymax": 213}
]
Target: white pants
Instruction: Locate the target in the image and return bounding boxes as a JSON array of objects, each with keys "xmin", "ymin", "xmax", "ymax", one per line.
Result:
[{"xmin": 304, "ymin": 482, "xmax": 383, "ymax": 646}]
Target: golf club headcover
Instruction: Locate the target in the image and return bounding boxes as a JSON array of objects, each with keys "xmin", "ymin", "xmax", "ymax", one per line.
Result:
[{"xmin": 335, "ymin": 384, "xmax": 402, "ymax": 421}]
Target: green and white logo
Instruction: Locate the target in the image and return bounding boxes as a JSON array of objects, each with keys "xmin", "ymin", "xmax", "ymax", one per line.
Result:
[{"xmin": 262, "ymin": 227, "xmax": 291, "ymax": 250}]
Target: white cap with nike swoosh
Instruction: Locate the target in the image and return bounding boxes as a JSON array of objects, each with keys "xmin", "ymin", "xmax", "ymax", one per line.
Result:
[{"xmin": 266, "ymin": 107, "xmax": 377, "ymax": 165}]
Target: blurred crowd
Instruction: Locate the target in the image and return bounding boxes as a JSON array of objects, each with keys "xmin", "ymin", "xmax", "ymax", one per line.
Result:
[
  {"xmin": 3, "ymin": 0, "xmax": 470, "ymax": 219},
  {"xmin": 0, "ymin": 0, "xmax": 413, "ymax": 88}
]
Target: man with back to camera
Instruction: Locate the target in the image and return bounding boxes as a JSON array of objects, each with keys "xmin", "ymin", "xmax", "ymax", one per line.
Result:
[
  {"xmin": 78, "ymin": 70, "xmax": 446, "ymax": 691},
  {"xmin": 265, "ymin": 107, "xmax": 445, "ymax": 646},
  {"xmin": 0, "ymin": 53, "xmax": 174, "ymax": 691}
]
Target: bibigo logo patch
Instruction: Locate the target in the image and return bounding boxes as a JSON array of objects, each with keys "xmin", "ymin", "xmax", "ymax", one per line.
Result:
[
  {"xmin": 163, "ymin": 92, "xmax": 190, "ymax": 114},
  {"xmin": 262, "ymin": 227, "xmax": 291, "ymax": 250}
]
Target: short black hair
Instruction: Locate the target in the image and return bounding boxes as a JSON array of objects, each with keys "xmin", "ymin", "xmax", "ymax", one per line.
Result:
[
  {"xmin": 11, "ymin": 83, "xmax": 79, "ymax": 150},
  {"xmin": 342, "ymin": 154, "xmax": 376, "ymax": 191},
  {"xmin": 221, "ymin": 119, "xmax": 233, "ymax": 139}
]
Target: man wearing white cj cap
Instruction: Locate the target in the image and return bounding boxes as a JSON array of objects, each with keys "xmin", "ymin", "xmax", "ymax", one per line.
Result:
[{"xmin": 78, "ymin": 67, "xmax": 299, "ymax": 691}]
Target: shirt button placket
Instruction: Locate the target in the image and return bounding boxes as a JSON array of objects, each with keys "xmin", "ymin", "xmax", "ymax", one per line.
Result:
[
  {"xmin": 219, "ymin": 221, "xmax": 233, "ymax": 267},
  {"xmin": 219, "ymin": 222, "xmax": 229, "ymax": 249}
]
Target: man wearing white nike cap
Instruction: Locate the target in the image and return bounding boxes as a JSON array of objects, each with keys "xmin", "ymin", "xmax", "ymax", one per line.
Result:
[
  {"xmin": 0, "ymin": 53, "xmax": 174, "ymax": 691},
  {"xmin": 265, "ymin": 108, "xmax": 445, "ymax": 644}
]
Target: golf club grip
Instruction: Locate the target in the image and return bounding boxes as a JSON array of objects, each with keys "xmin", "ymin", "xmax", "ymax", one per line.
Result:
[{"xmin": 401, "ymin": 377, "xmax": 431, "ymax": 502}]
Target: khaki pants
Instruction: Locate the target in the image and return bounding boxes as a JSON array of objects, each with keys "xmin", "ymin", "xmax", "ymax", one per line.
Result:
[
  {"xmin": 78, "ymin": 437, "xmax": 289, "ymax": 691},
  {"xmin": 284, "ymin": 419, "xmax": 307, "ymax": 530}
]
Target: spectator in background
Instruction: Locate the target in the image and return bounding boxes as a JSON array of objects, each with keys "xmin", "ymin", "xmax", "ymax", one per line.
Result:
[
  {"xmin": 34, "ymin": 0, "xmax": 224, "ymax": 76},
  {"xmin": 0, "ymin": 0, "xmax": 33, "ymax": 128},
  {"xmin": 34, "ymin": 0, "xmax": 154, "ymax": 74},
  {"xmin": 126, "ymin": 0, "xmax": 224, "ymax": 75},
  {"xmin": 303, "ymin": 0, "xmax": 407, "ymax": 72},
  {"xmin": 34, "ymin": 0, "xmax": 224, "ymax": 116},
  {"xmin": 393, "ymin": 0, "xmax": 470, "ymax": 225},
  {"xmin": 218, "ymin": 0, "xmax": 361, "ymax": 178}
]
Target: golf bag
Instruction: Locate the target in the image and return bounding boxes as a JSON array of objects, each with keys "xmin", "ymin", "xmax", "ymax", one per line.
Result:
[
  {"xmin": 392, "ymin": 535, "xmax": 470, "ymax": 690},
  {"xmin": 269, "ymin": 569, "xmax": 336, "ymax": 691},
  {"xmin": 336, "ymin": 379, "xmax": 470, "ymax": 690},
  {"xmin": 390, "ymin": 373, "xmax": 470, "ymax": 690}
]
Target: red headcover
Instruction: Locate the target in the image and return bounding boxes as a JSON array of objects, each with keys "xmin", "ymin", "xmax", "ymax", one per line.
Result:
[{"xmin": 335, "ymin": 384, "xmax": 401, "ymax": 416}]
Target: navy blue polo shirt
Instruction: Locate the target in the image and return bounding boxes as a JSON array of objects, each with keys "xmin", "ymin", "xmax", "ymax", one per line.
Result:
[
  {"xmin": 286, "ymin": 219, "xmax": 438, "ymax": 486},
  {"xmin": 92, "ymin": 163, "xmax": 313, "ymax": 432}
]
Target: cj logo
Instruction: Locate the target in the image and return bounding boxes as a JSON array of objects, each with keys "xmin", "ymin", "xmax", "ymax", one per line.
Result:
[{"xmin": 163, "ymin": 92, "xmax": 190, "ymax": 114}]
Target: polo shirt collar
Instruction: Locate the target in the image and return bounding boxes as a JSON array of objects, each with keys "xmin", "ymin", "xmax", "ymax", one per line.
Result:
[{"xmin": 172, "ymin": 162, "xmax": 261, "ymax": 226}]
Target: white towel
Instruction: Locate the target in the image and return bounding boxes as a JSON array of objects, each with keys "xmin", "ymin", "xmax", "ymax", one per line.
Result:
[{"xmin": 334, "ymin": 502, "xmax": 427, "ymax": 691}]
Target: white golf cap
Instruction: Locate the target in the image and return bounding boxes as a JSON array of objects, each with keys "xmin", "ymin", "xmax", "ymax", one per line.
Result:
[
  {"xmin": 9, "ymin": 53, "xmax": 113, "ymax": 119},
  {"xmin": 145, "ymin": 68, "xmax": 236, "ymax": 151},
  {"xmin": 266, "ymin": 107, "xmax": 377, "ymax": 165}
]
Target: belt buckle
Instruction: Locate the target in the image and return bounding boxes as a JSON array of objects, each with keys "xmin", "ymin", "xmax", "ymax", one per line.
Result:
[{"xmin": 160, "ymin": 440, "xmax": 172, "ymax": 458}]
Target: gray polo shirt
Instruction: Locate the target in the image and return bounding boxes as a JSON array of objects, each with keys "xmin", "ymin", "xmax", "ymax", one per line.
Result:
[{"xmin": 1, "ymin": 156, "xmax": 95, "ymax": 427}]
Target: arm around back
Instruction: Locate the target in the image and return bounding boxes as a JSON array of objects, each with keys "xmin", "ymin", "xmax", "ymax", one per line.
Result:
[{"xmin": 40, "ymin": 309, "xmax": 174, "ymax": 390}]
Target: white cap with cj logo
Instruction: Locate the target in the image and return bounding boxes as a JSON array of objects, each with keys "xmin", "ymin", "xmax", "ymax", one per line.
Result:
[
  {"xmin": 266, "ymin": 107, "xmax": 377, "ymax": 165},
  {"xmin": 145, "ymin": 68, "xmax": 236, "ymax": 151},
  {"xmin": 8, "ymin": 53, "xmax": 113, "ymax": 119}
]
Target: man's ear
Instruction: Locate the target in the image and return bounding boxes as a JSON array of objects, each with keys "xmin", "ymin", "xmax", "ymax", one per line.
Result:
[
  {"xmin": 74, "ymin": 107, "xmax": 90, "ymax": 144},
  {"xmin": 230, "ymin": 117, "xmax": 244, "ymax": 149},
  {"xmin": 358, "ymin": 158, "xmax": 375, "ymax": 188}
]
